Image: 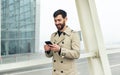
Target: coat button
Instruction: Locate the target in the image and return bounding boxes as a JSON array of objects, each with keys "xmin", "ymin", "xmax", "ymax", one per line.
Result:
[
  {"xmin": 54, "ymin": 69, "xmax": 56, "ymax": 72},
  {"xmin": 61, "ymin": 71, "xmax": 63, "ymax": 73},
  {"xmin": 61, "ymin": 61, "xmax": 63, "ymax": 63},
  {"xmin": 54, "ymin": 60, "xmax": 56, "ymax": 62},
  {"xmin": 63, "ymin": 32, "xmax": 65, "ymax": 35},
  {"xmin": 62, "ymin": 42, "xmax": 64, "ymax": 44}
]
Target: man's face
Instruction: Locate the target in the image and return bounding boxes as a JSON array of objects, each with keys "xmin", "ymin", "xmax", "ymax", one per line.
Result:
[{"xmin": 54, "ymin": 15, "xmax": 67, "ymax": 31}]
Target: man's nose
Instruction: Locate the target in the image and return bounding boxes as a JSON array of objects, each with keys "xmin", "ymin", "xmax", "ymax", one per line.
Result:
[{"xmin": 55, "ymin": 21, "xmax": 60, "ymax": 25}]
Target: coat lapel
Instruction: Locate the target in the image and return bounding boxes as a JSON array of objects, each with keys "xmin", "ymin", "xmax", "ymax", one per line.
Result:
[
  {"xmin": 54, "ymin": 33, "xmax": 65, "ymax": 44},
  {"xmin": 53, "ymin": 26, "xmax": 72, "ymax": 44}
]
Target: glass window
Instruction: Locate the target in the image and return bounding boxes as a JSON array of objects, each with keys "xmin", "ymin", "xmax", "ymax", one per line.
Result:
[
  {"xmin": 15, "ymin": 2, "xmax": 19, "ymax": 8},
  {"xmin": 25, "ymin": 11, "xmax": 31, "ymax": 18},
  {"xmin": 16, "ymin": 9, "xmax": 20, "ymax": 14},
  {"xmin": 20, "ymin": 13, "xmax": 25, "ymax": 20},
  {"xmin": 25, "ymin": 25, "xmax": 30, "ymax": 30},
  {"xmin": 9, "ymin": 5, "xmax": 14, "ymax": 11},
  {"xmin": 8, "ymin": 40, "xmax": 18, "ymax": 54},
  {"xmin": 1, "ymin": 41, "xmax": 6, "ymax": 55},
  {"xmin": 24, "ymin": 4, "xmax": 30, "ymax": 12},
  {"xmin": 19, "ymin": 40, "xmax": 28, "ymax": 53},
  {"xmin": 20, "ymin": 0, "xmax": 24, "ymax": 6},
  {"xmin": 26, "ymin": 18, "xmax": 31, "ymax": 24},
  {"xmin": 20, "ymin": 7, "xmax": 24, "ymax": 14},
  {"xmin": 24, "ymin": 0, "xmax": 30, "ymax": 4},
  {"xmin": 1, "ymin": 31, "xmax": 6, "ymax": 39},
  {"xmin": 1, "ymin": 0, "xmax": 36, "ymax": 55},
  {"xmin": 1, "ymin": 23, "xmax": 6, "ymax": 29},
  {"xmin": 9, "ymin": 0, "xmax": 14, "ymax": 4},
  {"xmin": 8, "ymin": 31, "xmax": 17, "ymax": 39}
]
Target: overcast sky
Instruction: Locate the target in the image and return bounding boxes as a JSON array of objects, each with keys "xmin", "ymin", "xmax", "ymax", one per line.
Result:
[
  {"xmin": 95, "ymin": 0, "xmax": 120, "ymax": 44},
  {"xmin": 39, "ymin": 0, "xmax": 120, "ymax": 50}
]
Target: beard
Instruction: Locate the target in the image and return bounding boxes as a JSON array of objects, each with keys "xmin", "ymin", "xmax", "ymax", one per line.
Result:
[{"xmin": 56, "ymin": 22, "xmax": 65, "ymax": 31}]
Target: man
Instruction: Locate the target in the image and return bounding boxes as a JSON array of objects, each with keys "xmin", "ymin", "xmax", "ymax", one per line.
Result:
[{"xmin": 44, "ymin": 9, "xmax": 80, "ymax": 75}]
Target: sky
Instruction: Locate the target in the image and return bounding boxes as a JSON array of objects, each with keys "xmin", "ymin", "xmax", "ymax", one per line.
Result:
[
  {"xmin": 95, "ymin": 0, "xmax": 120, "ymax": 44},
  {"xmin": 39, "ymin": 0, "xmax": 120, "ymax": 51}
]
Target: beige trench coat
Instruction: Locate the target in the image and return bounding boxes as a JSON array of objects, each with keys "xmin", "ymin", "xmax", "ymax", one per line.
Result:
[{"xmin": 45, "ymin": 27, "xmax": 80, "ymax": 75}]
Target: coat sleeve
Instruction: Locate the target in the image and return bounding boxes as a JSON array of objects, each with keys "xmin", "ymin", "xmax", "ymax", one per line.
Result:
[
  {"xmin": 45, "ymin": 33, "xmax": 55, "ymax": 58},
  {"xmin": 60, "ymin": 32, "xmax": 80, "ymax": 59},
  {"xmin": 45, "ymin": 50, "xmax": 53, "ymax": 57}
]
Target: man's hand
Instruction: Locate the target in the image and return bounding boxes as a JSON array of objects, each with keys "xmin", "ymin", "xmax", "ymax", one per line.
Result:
[
  {"xmin": 44, "ymin": 44, "xmax": 51, "ymax": 51},
  {"xmin": 49, "ymin": 44, "xmax": 60, "ymax": 52}
]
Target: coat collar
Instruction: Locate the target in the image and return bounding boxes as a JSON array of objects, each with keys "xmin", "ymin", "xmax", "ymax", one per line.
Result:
[
  {"xmin": 63, "ymin": 26, "xmax": 73, "ymax": 36},
  {"xmin": 53, "ymin": 26, "xmax": 73, "ymax": 44},
  {"xmin": 54, "ymin": 26, "xmax": 73, "ymax": 37}
]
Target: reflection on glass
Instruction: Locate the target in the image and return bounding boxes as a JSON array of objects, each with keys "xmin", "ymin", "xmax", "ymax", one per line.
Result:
[{"xmin": 1, "ymin": 0, "xmax": 36, "ymax": 55}]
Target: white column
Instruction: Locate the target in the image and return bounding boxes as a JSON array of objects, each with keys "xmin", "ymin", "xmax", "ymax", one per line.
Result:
[
  {"xmin": 35, "ymin": 0, "xmax": 40, "ymax": 52},
  {"xmin": 75, "ymin": 0, "xmax": 112, "ymax": 75}
]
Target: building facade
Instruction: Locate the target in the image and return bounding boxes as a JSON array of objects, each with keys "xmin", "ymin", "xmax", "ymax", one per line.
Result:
[{"xmin": 1, "ymin": 0, "xmax": 36, "ymax": 55}]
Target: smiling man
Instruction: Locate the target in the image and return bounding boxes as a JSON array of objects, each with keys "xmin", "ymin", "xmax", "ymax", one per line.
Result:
[{"xmin": 44, "ymin": 9, "xmax": 80, "ymax": 75}]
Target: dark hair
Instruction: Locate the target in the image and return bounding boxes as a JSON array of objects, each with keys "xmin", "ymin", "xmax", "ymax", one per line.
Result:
[{"xmin": 53, "ymin": 9, "xmax": 67, "ymax": 18}]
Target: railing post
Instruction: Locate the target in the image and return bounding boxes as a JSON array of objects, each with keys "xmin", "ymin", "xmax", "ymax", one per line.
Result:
[{"xmin": 75, "ymin": 0, "xmax": 112, "ymax": 75}]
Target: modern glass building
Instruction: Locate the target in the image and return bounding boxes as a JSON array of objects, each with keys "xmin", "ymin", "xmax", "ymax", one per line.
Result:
[{"xmin": 1, "ymin": 0, "xmax": 36, "ymax": 55}]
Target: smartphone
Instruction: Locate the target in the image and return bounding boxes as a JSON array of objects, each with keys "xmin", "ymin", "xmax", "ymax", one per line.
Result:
[{"xmin": 45, "ymin": 41, "xmax": 53, "ymax": 45}]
